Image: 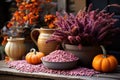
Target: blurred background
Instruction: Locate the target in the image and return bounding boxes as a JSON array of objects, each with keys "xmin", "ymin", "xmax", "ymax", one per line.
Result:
[{"xmin": 0, "ymin": 0, "xmax": 120, "ymax": 61}]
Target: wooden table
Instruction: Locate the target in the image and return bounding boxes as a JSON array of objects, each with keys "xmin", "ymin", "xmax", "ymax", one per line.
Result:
[{"xmin": 0, "ymin": 60, "xmax": 120, "ymax": 80}]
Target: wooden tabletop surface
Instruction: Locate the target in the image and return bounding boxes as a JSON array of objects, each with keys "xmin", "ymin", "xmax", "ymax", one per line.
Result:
[{"xmin": 0, "ymin": 60, "xmax": 120, "ymax": 80}]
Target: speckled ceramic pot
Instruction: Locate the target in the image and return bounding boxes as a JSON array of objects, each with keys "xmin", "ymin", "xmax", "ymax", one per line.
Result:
[{"xmin": 63, "ymin": 44, "xmax": 102, "ymax": 68}]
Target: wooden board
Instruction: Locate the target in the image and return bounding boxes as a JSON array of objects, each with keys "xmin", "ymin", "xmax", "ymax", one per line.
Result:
[{"xmin": 0, "ymin": 61, "xmax": 120, "ymax": 80}]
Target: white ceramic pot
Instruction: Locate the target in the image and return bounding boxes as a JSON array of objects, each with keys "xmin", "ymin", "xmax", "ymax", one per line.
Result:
[{"xmin": 5, "ymin": 37, "xmax": 26, "ymax": 61}]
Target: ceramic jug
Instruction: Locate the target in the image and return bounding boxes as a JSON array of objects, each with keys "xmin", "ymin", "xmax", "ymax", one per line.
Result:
[{"xmin": 31, "ymin": 28, "xmax": 59, "ymax": 55}]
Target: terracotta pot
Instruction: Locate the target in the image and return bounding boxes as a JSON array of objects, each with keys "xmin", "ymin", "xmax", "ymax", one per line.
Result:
[
  {"xmin": 63, "ymin": 44, "xmax": 102, "ymax": 68},
  {"xmin": 31, "ymin": 28, "xmax": 59, "ymax": 55},
  {"xmin": 5, "ymin": 37, "xmax": 26, "ymax": 61}
]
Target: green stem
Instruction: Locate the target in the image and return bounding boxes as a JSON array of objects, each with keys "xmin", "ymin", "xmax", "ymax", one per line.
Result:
[
  {"xmin": 30, "ymin": 48, "xmax": 36, "ymax": 55},
  {"xmin": 100, "ymin": 45, "xmax": 107, "ymax": 58}
]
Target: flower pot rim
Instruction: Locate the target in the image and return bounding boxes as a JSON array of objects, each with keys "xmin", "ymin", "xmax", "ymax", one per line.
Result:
[
  {"xmin": 65, "ymin": 44, "xmax": 100, "ymax": 47},
  {"xmin": 40, "ymin": 27, "xmax": 56, "ymax": 31},
  {"xmin": 63, "ymin": 44, "xmax": 101, "ymax": 50},
  {"xmin": 7, "ymin": 37, "xmax": 25, "ymax": 41}
]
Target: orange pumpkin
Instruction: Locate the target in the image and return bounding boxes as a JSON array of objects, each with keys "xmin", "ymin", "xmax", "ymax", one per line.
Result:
[
  {"xmin": 92, "ymin": 45, "xmax": 118, "ymax": 72},
  {"xmin": 25, "ymin": 48, "xmax": 44, "ymax": 64}
]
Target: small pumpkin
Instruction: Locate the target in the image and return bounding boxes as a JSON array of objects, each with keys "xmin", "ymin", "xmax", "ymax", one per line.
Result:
[
  {"xmin": 25, "ymin": 48, "xmax": 45, "ymax": 64},
  {"xmin": 92, "ymin": 45, "xmax": 118, "ymax": 72}
]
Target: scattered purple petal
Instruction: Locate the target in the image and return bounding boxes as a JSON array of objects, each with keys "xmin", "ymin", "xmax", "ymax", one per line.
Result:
[{"xmin": 7, "ymin": 60, "xmax": 100, "ymax": 76}]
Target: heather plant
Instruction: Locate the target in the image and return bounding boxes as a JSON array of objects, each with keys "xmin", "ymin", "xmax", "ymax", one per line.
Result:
[{"xmin": 47, "ymin": 4, "xmax": 120, "ymax": 47}]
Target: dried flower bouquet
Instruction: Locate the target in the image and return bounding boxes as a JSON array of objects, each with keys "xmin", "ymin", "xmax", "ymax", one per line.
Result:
[{"xmin": 47, "ymin": 4, "xmax": 120, "ymax": 47}]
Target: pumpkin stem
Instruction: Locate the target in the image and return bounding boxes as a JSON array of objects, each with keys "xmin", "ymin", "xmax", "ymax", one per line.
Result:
[
  {"xmin": 100, "ymin": 45, "xmax": 107, "ymax": 58},
  {"xmin": 30, "ymin": 48, "xmax": 36, "ymax": 54}
]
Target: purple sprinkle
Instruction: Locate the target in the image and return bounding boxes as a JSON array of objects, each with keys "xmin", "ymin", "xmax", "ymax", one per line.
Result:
[
  {"xmin": 42, "ymin": 50, "xmax": 79, "ymax": 62},
  {"xmin": 7, "ymin": 60, "xmax": 100, "ymax": 76}
]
